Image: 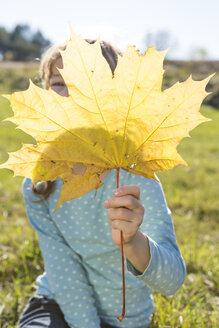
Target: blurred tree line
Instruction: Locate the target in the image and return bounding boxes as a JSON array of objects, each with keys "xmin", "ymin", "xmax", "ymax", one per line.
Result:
[
  {"xmin": 0, "ymin": 24, "xmax": 51, "ymax": 61},
  {"xmin": 0, "ymin": 27, "xmax": 218, "ymax": 108}
]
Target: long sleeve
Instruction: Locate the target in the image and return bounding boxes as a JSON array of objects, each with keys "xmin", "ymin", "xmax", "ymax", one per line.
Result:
[
  {"xmin": 126, "ymin": 175, "xmax": 186, "ymax": 296},
  {"xmin": 22, "ymin": 178, "xmax": 101, "ymax": 328}
]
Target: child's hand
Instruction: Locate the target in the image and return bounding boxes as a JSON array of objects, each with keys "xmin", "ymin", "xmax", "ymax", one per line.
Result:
[{"xmin": 103, "ymin": 185, "xmax": 145, "ymax": 247}]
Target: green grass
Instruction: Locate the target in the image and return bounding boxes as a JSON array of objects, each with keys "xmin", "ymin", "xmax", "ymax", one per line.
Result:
[
  {"xmin": 0, "ymin": 64, "xmax": 40, "ymax": 96},
  {"xmin": 0, "ymin": 77, "xmax": 219, "ymax": 327},
  {"xmin": 152, "ymin": 107, "xmax": 219, "ymax": 328}
]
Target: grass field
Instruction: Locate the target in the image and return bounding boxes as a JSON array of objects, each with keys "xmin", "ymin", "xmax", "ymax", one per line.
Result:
[{"xmin": 0, "ymin": 72, "xmax": 219, "ymax": 327}]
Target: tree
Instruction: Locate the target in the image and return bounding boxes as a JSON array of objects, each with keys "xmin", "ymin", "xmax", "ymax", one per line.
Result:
[
  {"xmin": 189, "ymin": 47, "xmax": 208, "ymax": 61},
  {"xmin": 0, "ymin": 24, "xmax": 51, "ymax": 61},
  {"xmin": 10, "ymin": 24, "xmax": 32, "ymax": 42},
  {"xmin": 0, "ymin": 27, "xmax": 10, "ymax": 57},
  {"xmin": 143, "ymin": 30, "xmax": 178, "ymax": 58},
  {"xmin": 31, "ymin": 30, "xmax": 51, "ymax": 59}
]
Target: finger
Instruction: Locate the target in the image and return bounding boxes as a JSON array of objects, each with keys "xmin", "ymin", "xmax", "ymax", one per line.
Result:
[
  {"xmin": 108, "ymin": 207, "xmax": 143, "ymax": 225},
  {"xmin": 114, "ymin": 185, "xmax": 140, "ymax": 200},
  {"xmin": 104, "ymin": 194, "xmax": 141, "ymax": 210},
  {"xmin": 111, "ymin": 219, "xmax": 137, "ymax": 236}
]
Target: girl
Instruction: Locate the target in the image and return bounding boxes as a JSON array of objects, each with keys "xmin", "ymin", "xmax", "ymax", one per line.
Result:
[{"xmin": 18, "ymin": 39, "xmax": 186, "ymax": 328}]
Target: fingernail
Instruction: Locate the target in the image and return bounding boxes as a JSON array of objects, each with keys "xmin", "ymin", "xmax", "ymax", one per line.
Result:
[{"xmin": 114, "ymin": 189, "xmax": 121, "ymax": 195}]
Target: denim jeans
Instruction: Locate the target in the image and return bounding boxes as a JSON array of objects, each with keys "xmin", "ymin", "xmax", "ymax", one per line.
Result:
[{"xmin": 19, "ymin": 296, "xmax": 116, "ymax": 328}]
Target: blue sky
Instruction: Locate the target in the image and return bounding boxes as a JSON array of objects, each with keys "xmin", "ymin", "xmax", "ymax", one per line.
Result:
[{"xmin": 1, "ymin": 0, "xmax": 218, "ymax": 59}]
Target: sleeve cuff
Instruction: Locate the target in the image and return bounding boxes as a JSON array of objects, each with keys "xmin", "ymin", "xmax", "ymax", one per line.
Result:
[{"xmin": 126, "ymin": 235, "xmax": 158, "ymax": 279}]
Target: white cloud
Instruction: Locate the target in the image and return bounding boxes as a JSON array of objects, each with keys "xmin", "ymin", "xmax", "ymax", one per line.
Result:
[{"xmin": 73, "ymin": 23, "xmax": 143, "ymax": 53}]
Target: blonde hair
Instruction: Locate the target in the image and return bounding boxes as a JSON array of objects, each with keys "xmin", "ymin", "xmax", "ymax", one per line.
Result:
[{"xmin": 33, "ymin": 38, "xmax": 122, "ymax": 199}]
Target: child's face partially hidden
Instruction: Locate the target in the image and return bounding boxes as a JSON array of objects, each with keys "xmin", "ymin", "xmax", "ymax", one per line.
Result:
[
  {"xmin": 49, "ymin": 56, "xmax": 111, "ymax": 181},
  {"xmin": 50, "ymin": 57, "xmax": 68, "ymax": 97}
]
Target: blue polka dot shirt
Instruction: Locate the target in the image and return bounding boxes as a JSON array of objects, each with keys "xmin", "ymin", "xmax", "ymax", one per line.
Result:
[{"xmin": 23, "ymin": 169, "xmax": 186, "ymax": 328}]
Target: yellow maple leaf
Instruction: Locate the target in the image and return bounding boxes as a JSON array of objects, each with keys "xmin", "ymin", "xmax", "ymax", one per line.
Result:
[{"xmin": 0, "ymin": 29, "xmax": 212, "ymax": 211}]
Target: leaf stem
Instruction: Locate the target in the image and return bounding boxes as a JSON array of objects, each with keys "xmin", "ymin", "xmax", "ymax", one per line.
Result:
[{"xmin": 117, "ymin": 167, "xmax": 126, "ymax": 322}]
